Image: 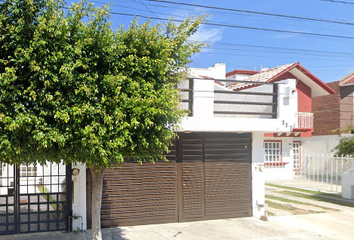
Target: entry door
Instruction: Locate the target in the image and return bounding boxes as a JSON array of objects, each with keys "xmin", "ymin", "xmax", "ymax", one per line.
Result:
[
  {"xmin": 293, "ymin": 142, "xmax": 301, "ymax": 174},
  {"xmin": 178, "ymin": 133, "xmax": 252, "ymax": 222},
  {"xmin": 0, "ymin": 162, "xmax": 71, "ymax": 235}
]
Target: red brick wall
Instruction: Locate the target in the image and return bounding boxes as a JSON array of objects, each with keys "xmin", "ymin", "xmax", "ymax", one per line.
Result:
[
  {"xmin": 312, "ymin": 81, "xmax": 340, "ymax": 135},
  {"xmin": 339, "ymin": 85, "xmax": 354, "ymax": 130}
]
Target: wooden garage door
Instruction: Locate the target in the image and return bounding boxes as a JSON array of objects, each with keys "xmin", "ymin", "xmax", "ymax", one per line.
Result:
[
  {"xmin": 87, "ymin": 133, "xmax": 252, "ymax": 227},
  {"xmin": 178, "ymin": 133, "xmax": 252, "ymax": 222}
]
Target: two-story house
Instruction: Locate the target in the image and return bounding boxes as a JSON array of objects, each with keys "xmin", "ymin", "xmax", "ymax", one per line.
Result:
[
  {"xmin": 0, "ymin": 62, "xmax": 315, "ymax": 235},
  {"xmin": 83, "ymin": 63, "xmax": 300, "ymax": 229},
  {"xmin": 225, "ymin": 62, "xmax": 335, "ymax": 180}
]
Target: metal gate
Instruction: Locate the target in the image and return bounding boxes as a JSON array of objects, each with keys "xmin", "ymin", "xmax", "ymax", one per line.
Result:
[
  {"xmin": 0, "ymin": 162, "xmax": 71, "ymax": 235},
  {"xmin": 178, "ymin": 133, "xmax": 252, "ymax": 222},
  {"xmin": 88, "ymin": 132, "xmax": 252, "ymax": 227}
]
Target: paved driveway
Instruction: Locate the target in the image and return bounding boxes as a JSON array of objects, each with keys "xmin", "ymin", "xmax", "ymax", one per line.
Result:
[
  {"xmin": 4, "ymin": 184, "xmax": 354, "ymax": 240},
  {"xmin": 103, "ymin": 211, "xmax": 354, "ymax": 240},
  {"xmin": 2, "ymin": 211, "xmax": 354, "ymax": 240}
]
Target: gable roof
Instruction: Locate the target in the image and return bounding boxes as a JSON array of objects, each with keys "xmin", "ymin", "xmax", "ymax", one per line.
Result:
[
  {"xmin": 339, "ymin": 71, "xmax": 354, "ymax": 86},
  {"xmin": 227, "ymin": 62, "xmax": 335, "ymax": 97}
]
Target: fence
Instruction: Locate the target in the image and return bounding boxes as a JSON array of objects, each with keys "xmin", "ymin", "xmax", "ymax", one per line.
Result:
[{"xmin": 265, "ymin": 154, "xmax": 354, "ymax": 193}]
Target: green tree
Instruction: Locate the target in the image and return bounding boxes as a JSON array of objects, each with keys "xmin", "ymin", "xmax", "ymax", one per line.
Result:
[
  {"xmin": 333, "ymin": 136, "xmax": 354, "ymax": 156},
  {"xmin": 0, "ymin": 0, "xmax": 205, "ymax": 239},
  {"xmin": 331, "ymin": 126, "xmax": 354, "ymax": 156}
]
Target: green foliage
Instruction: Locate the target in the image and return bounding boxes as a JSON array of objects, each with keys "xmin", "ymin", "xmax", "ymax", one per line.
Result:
[
  {"xmin": 0, "ymin": 0, "xmax": 205, "ymax": 168},
  {"xmin": 333, "ymin": 136, "xmax": 354, "ymax": 156}
]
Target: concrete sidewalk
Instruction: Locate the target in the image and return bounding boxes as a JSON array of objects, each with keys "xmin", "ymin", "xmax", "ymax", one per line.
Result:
[{"xmin": 2, "ymin": 211, "xmax": 354, "ymax": 240}]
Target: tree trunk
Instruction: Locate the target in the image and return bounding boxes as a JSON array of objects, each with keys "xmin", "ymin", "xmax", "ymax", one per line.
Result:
[{"xmin": 90, "ymin": 166, "xmax": 106, "ymax": 240}]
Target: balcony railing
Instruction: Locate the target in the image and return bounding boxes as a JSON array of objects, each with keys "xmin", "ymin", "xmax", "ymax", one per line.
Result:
[
  {"xmin": 296, "ymin": 112, "xmax": 314, "ymax": 128},
  {"xmin": 179, "ymin": 79, "xmax": 193, "ymax": 116},
  {"xmin": 180, "ymin": 78, "xmax": 280, "ymax": 119}
]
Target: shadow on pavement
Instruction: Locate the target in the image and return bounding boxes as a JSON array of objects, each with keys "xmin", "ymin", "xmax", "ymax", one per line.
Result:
[{"xmin": 84, "ymin": 228, "xmax": 130, "ymax": 240}]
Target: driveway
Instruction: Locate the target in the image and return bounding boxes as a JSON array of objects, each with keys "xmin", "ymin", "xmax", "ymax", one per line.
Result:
[
  {"xmin": 3, "ymin": 184, "xmax": 354, "ymax": 240},
  {"xmin": 91, "ymin": 211, "xmax": 353, "ymax": 240},
  {"xmin": 4, "ymin": 211, "xmax": 353, "ymax": 240}
]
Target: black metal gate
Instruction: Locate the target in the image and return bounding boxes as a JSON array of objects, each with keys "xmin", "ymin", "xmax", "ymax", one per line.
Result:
[{"xmin": 0, "ymin": 162, "xmax": 72, "ymax": 235}]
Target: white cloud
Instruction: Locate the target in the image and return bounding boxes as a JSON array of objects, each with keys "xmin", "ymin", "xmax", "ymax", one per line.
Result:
[{"xmin": 189, "ymin": 26, "xmax": 223, "ymax": 45}]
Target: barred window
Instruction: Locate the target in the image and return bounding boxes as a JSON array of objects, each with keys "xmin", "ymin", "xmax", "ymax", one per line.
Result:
[{"xmin": 264, "ymin": 141, "xmax": 281, "ymax": 163}]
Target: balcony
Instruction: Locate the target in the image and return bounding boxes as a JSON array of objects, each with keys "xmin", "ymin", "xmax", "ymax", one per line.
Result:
[
  {"xmin": 295, "ymin": 112, "xmax": 314, "ymax": 129},
  {"xmin": 178, "ymin": 77, "xmax": 298, "ymax": 133}
]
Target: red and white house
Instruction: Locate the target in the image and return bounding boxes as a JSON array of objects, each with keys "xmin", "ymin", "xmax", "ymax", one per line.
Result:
[{"xmin": 226, "ymin": 62, "xmax": 336, "ymax": 180}]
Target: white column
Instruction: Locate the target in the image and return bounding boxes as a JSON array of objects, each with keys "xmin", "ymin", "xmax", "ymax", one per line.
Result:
[
  {"xmin": 71, "ymin": 163, "xmax": 87, "ymax": 231},
  {"xmin": 252, "ymin": 132, "xmax": 266, "ymax": 218},
  {"xmin": 192, "ymin": 78, "xmax": 214, "ymax": 118}
]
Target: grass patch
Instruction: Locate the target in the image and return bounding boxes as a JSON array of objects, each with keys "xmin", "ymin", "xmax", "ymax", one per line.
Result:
[
  {"xmin": 266, "ymin": 194, "xmax": 338, "ymax": 211},
  {"xmin": 279, "ymin": 190, "xmax": 354, "ymax": 208},
  {"xmin": 37, "ymin": 185, "xmax": 57, "ymax": 210},
  {"xmin": 266, "ymin": 183, "xmax": 342, "ymax": 198},
  {"xmin": 265, "ymin": 200, "xmax": 324, "ymax": 215}
]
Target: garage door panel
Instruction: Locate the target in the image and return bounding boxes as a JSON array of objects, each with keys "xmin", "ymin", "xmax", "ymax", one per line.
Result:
[
  {"xmin": 88, "ymin": 158, "xmax": 178, "ymax": 228},
  {"xmin": 180, "ymin": 133, "xmax": 252, "ymax": 222}
]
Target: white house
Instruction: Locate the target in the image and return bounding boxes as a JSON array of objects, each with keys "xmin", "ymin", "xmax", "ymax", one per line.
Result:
[
  {"xmin": 82, "ymin": 63, "xmax": 298, "ymax": 230},
  {"xmin": 1, "ymin": 63, "xmax": 302, "ymax": 235}
]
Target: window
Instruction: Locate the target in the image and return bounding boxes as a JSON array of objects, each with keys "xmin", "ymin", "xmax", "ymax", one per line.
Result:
[
  {"xmin": 264, "ymin": 141, "xmax": 282, "ymax": 163},
  {"xmin": 293, "ymin": 141, "xmax": 301, "ymax": 170},
  {"xmin": 20, "ymin": 165, "xmax": 37, "ymax": 177}
]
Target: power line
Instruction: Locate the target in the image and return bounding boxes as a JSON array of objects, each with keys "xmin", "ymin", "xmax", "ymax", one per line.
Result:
[
  {"xmin": 208, "ymin": 46, "xmax": 354, "ymax": 59},
  {"xmin": 112, "ymin": 12, "xmax": 354, "ymax": 40},
  {"xmin": 317, "ymin": 0, "xmax": 354, "ymax": 5},
  {"xmin": 136, "ymin": 0, "xmax": 160, "ymax": 19},
  {"xmin": 203, "ymin": 51, "xmax": 354, "ymax": 62},
  {"xmin": 147, "ymin": 0, "xmax": 354, "ymax": 26},
  {"xmin": 211, "ymin": 42, "xmax": 354, "ymax": 57}
]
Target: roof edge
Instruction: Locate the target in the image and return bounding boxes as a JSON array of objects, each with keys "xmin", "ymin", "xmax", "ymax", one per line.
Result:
[
  {"xmin": 226, "ymin": 69, "xmax": 259, "ymax": 77},
  {"xmin": 294, "ymin": 64, "xmax": 336, "ymax": 94}
]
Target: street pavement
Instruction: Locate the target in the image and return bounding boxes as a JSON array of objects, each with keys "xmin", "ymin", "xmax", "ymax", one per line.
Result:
[
  {"xmin": 3, "ymin": 185, "xmax": 354, "ymax": 240},
  {"xmin": 2, "ymin": 211, "xmax": 354, "ymax": 240}
]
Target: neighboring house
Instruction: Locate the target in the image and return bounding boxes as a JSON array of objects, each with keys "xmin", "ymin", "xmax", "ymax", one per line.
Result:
[
  {"xmin": 299, "ymin": 71, "xmax": 354, "ymax": 155},
  {"xmin": 0, "ymin": 62, "xmax": 302, "ymax": 235},
  {"xmin": 313, "ymin": 71, "xmax": 354, "ymax": 136},
  {"xmin": 225, "ymin": 63, "xmax": 336, "ymax": 180}
]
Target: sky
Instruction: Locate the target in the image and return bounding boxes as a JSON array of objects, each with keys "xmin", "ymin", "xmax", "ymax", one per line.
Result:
[{"xmin": 75, "ymin": 0, "xmax": 354, "ymax": 83}]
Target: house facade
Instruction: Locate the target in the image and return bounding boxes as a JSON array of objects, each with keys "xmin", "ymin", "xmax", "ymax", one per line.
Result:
[
  {"xmin": 313, "ymin": 72, "xmax": 354, "ymax": 137},
  {"xmin": 83, "ymin": 63, "xmax": 299, "ymax": 229},
  {"xmin": 1, "ymin": 62, "xmax": 301, "ymax": 235},
  {"xmin": 225, "ymin": 63, "xmax": 336, "ymax": 180},
  {"xmin": 296, "ymin": 71, "xmax": 354, "ymax": 156}
]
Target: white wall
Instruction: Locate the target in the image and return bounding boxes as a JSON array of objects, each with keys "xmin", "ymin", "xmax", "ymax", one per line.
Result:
[
  {"xmin": 189, "ymin": 63, "xmax": 226, "ymax": 79},
  {"xmin": 252, "ymin": 132, "xmax": 266, "ymax": 218},
  {"xmin": 180, "ymin": 78, "xmax": 297, "ymax": 133},
  {"xmin": 226, "ymin": 73, "xmax": 251, "ymax": 81},
  {"xmin": 300, "ymin": 135, "xmax": 347, "ymax": 155},
  {"xmin": 71, "ymin": 163, "xmax": 87, "ymax": 231}
]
